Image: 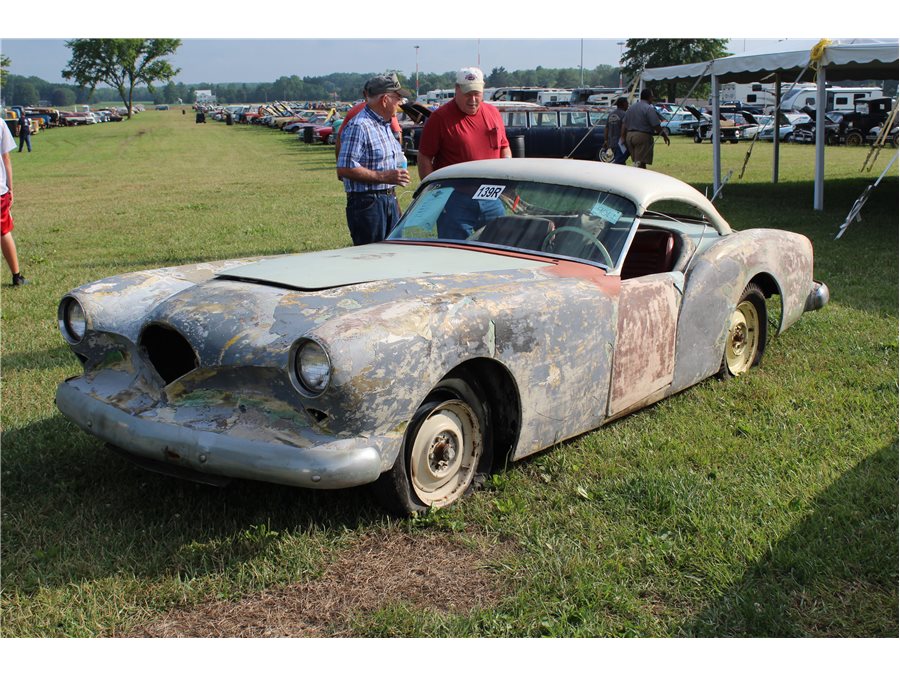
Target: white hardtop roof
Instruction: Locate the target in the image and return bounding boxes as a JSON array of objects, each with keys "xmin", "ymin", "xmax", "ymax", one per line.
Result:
[{"xmin": 423, "ymin": 159, "xmax": 732, "ymax": 234}]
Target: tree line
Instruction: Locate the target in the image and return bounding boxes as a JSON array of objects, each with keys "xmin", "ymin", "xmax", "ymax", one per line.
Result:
[
  {"xmin": 2, "ymin": 65, "xmax": 626, "ymax": 108},
  {"xmin": 1, "ymin": 39, "xmax": 730, "ymax": 111}
]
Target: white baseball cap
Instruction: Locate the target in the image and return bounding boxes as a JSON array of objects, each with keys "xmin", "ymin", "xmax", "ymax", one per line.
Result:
[{"xmin": 456, "ymin": 66, "xmax": 485, "ymax": 93}]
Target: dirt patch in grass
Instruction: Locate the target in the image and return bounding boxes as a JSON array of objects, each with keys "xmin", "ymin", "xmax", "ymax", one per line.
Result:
[{"xmin": 128, "ymin": 529, "xmax": 511, "ymax": 637}]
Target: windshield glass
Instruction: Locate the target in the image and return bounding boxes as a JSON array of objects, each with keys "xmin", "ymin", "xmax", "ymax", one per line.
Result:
[{"xmin": 388, "ymin": 177, "xmax": 638, "ymax": 269}]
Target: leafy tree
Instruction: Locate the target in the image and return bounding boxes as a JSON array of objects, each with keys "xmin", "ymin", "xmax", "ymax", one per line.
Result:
[
  {"xmin": 17, "ymin": 81, "xmax": 40, "ymax": 106},
  {"xmin": 51, "ymin": 86, "xmax": 76, "ymax": 107},
  {"xmin": 486, "ymin": 66, "xmax": 511, "ymax": 87},
  {"xmin": 621, "ymin": 39, "xmax": 729, "ymax": 102},
  {"xmin": 62, "ymin": 39, "xmax": 182, "ymax": 117},
  {"xmin": 1, "ymin": 53, "xmax": 10, "ymax": 88}
]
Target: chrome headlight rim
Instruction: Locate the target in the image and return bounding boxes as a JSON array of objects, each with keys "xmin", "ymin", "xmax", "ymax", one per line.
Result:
[
  {"xmin": 58, "ymin": 296, "xmax": 87, "ymax": 345},
  {"xmin": 291, "ymin": 337, "xmax": 332, "ymax": 398}
]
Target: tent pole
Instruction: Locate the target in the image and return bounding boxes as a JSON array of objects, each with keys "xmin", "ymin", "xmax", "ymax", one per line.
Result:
[
  {"xmin": 814, "ymin": 67, "xmax": 826, "ymax": 210},
  {"xmin": 773, "ymin": 75, "xmax": 781, "ymax": 183},
  {"xmin": 712, "ymin": 74, "xmax": 721, "ymax": 194}
]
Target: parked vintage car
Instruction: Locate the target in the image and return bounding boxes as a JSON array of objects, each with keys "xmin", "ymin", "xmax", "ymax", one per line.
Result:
[
  {"xmin": 685, "ymin": 106, "xmax": 744, "ymax": 143},
  {"xmin": 790, "ymin": 108, "xmax": 843, "ymax": 145},
  {"xmin": 866, "ymin": 124, "xmax": 899, "ymax": 148},
  {"xmin": 58, "ymin": 111, "xmax": 95, "ymax": 126},
  {"xmin": 402, "ymin": 104, "xmax": 608, "ymax": 164},
  {"xmin": 739, "ymin": 111, "xmax": 799, "ymax": 141},
  {"xmin": 660, "ymin": 109, "xmax": 700, "ymax": 136},
  {"xmin": 839, "ymin": 97, "xmax": 897, "ymax": 146},
  {"xmin": 55, "ymin": 159, "xmax": 828, "ymax": 514}
]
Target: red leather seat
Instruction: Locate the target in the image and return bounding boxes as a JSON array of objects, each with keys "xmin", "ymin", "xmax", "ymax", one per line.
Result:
[{"xmin": 621, "ymin": 229, "xmax": 676, "ymax": 279}]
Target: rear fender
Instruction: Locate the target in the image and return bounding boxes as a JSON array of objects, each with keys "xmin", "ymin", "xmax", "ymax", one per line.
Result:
[{"xmin": 670, "ymin": 229, "xmax": 814, "ymax": 393}]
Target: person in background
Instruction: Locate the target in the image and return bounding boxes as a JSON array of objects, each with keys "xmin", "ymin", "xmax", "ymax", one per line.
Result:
[
  {"xmin": 417, "ymin": 66, "xmax": 511, "ymax": 180},
  {"xmin": 336, "ymin": 73, "xmax": 411, "ymax": 245},
  {"xmin": 603, "ymin": 97, "xmax": 629, "ymax": 165},
  {"xmin": 335, "ymin": 78, "xmax": 403, "ymax": 160},
  {"xmin": 622, "ymin": 88, "xmax": 669, "ymax": 169},
  {"xmin": 1, "ymin": 121, "xmax": 27, "ymax": 285},
  {"xmin": 416, "ymin": 66, "xmax": 511, "ymax": 239},
  {"xmin": 18, "ymin": 115, "xmax": 32, "ymax": 153}
]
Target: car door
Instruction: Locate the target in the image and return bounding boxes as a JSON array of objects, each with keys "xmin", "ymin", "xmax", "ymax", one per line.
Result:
[
  {"xmin": 607, "ymin": 273, "xmax": 679, "ymax": 417},
  {"xmin": 524, "ymin": 110, "xmax": 561, "ymax": 157}
]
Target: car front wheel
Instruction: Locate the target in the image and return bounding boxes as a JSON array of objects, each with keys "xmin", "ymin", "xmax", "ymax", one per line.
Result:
[
  {"xmin": 372, "ymin": 378, "xmax": 490, "ymax": 515},
  {"xmin": 720, "ymin": 283, "xmax": 767, "ymax": 378}
]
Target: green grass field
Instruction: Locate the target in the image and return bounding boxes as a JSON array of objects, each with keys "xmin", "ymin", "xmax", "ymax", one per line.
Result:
[{"xmin": 1, "ymin": 108, "xmax": 897, "ymax": 637}]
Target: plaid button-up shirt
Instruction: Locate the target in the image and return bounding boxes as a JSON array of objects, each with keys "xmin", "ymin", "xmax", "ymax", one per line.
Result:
[{"xmin": 336, "ymin": 105, "xmax": 404, "ymax": 193}]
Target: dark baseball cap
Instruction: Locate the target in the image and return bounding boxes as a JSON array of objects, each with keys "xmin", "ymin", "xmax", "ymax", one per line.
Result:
[{"xmin": 366, "ymin": 73, "xmax": 412, "ymax": 99}]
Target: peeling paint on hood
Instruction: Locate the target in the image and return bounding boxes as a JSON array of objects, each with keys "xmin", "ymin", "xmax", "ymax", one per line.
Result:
[{"xmin": 218, "ymin": 243, "xmax": 552, "ymax": 290}]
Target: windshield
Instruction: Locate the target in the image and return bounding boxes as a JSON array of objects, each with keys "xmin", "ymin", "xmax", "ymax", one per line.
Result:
[{"xmin": 388, "ymin": 177, "xmax": 638, "ymax": 269}]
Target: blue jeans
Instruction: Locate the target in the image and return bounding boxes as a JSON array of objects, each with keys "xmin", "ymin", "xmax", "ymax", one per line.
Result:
[
  {"xmin": 19, "ymin": 135, "xmax": 31, "ymax": 152},
  {"xmin": 345, "ymin": 192, "xmax": 401, "ymax": 245},
  {"xmin": 613, "ymin": 143, "xmax": 628, "ymax": 165},
  {"xmin": 437, "ymin": 192, "xmax": 506, "ymax": 240}
]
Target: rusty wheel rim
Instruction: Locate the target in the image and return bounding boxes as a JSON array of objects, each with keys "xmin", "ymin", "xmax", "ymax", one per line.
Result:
[
  {"xmin": 725, "ymin": 299, "xmax": 760, "ymax": 376},
  {"xmin": 409, "ymin": 399, "xmax": 481, "ymax": 508}
]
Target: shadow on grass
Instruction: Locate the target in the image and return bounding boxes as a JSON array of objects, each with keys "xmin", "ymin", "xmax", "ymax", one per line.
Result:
[
  {"xmin": 0, "ymin": 346, "xmax": 76, "ymax": 373},
  {"xmin": 710, "ymin": 177, "xmax": 898, "ymax": 318},
  {"xmin": 1, "ymin": 415, "xmax": 387, "ymax": 594},
  {"xmin": 684, "ymin": 442, "xmax": 899, "ymax": 637}
]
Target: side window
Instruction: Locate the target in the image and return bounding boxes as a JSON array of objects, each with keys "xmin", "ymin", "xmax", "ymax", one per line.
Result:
[
  {"xmin": 508, "ymin": 112, "xmax": 527, "ymax": 127},
  {"xmin": 563, "ymin": 111, "xmax": 587, "ymax": 127},
  {"xmin": 835, "ymin": 96, "xmax": 848, "ymax": 106},
  {"xmin": 531, "ymin": 112, "xmax": 557, "ymax": 127}
]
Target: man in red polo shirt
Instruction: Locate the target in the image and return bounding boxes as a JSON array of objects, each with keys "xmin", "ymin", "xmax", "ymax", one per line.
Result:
[
  {"xmin": 417, "ymin": 67, "xmax": 511, "ymax": 239},
  {"xmin": 417, "ymin": 66, "xmax": 511, "ymax": 179}
]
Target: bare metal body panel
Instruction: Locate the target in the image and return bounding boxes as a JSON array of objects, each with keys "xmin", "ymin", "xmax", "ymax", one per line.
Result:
[{"xmin": 55, "ymin": 161, "xmax": 826, "ymax": 491}]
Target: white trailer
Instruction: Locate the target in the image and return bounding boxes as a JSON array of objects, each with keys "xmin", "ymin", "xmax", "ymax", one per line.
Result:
[{"xmin": 779, "ymin": 85, "xmax": 883, "ymax": 112}]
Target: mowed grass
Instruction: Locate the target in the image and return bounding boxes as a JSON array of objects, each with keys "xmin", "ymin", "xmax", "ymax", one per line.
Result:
[{"xmin": 0, "ymin": 108, "xmax": 896, "ymax": 637}]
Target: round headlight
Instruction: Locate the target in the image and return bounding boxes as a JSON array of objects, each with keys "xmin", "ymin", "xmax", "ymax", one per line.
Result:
[
  {"xmin": 58, "ymin": 297, "xmax": 87, "ymax": 344},
  {"xmin": 294, "ymin": 339, "xmax": 331, "ymax": 396}
]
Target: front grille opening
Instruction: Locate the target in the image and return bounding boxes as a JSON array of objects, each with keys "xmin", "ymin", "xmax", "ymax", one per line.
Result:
[
  {"xmin": 140, "ymin": 324, "xmax": 198, "ymax": 385},
  {"xmin": 306, "ymin": 407, "xmax": 329, "ymax": 424}
]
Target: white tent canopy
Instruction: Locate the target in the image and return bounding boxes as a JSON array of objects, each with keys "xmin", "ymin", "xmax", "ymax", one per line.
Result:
[{"xmin": 641, "ymin": 40, "xmax": 899, "ymax": 209}]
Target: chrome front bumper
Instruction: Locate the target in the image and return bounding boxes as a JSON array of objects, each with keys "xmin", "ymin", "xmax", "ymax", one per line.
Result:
[
  {"xmin": 805, "ymin": 280, "xmax": 830, "ymax": 312},
  {"xmin": 56, "ymin": 379, "xmax": 390, "ymax": 489}
]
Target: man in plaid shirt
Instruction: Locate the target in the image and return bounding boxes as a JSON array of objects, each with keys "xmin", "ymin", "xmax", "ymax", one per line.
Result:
[{"xmin": 336, "ymin": 74, "xmax": 411, "ymax": 245}]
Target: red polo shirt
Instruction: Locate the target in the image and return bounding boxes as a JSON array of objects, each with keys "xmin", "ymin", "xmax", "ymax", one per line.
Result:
[{"xmin": 418, "ymin": 100, "xmax": 509, "ymax": 171}]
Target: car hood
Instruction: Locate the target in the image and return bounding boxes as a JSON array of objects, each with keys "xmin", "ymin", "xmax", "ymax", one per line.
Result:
[{"xmin": 217, "ymin": 243, "xmax": 552, "ymax": 291}]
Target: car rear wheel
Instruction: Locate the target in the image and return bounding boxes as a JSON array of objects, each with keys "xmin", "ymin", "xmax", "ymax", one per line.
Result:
[
  {"xmin": 845, "ymin": 131, "xmax": 864, "ymax": 147},
  {"xmin": 720, "ymin": 283, "xmax": 767, "ymax": 378},
  {"xmin": 693, "ymin": 134, "xmax": 703, "ymax": 144},
  {"xmin": 372, "ymin": 378, "xmax": 490, "ymax": 515}
]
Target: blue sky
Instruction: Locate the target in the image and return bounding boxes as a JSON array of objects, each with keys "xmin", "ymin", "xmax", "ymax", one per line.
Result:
[
  {"xmin": 1, "ymin": 4, "xmax": 876, "ymax": 85},
  {"xmin": 1, "ymin": 38, "xmax": 827, "ymax": 85}
]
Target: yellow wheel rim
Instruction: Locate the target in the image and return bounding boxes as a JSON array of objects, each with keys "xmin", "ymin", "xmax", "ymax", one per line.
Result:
[{"xmin": 725, "ymin": 299, "xmax": 760, "ymax": 376}]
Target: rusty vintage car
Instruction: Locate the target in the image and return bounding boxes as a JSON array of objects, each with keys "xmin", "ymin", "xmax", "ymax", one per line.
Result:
[{"xmin": 55, "ymin": 159, "xmax": 829, "ymax": 514}]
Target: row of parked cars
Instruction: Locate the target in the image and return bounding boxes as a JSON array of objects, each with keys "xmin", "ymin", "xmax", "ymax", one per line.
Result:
[
  {"xmin": 661, "ymin": 98, "xmax": 898, "ymax": 147},
  {"xmin": 199, "ymin": 99, "xmax": 615, "ymax": 162},
  {"xmin": 196, "ymin": 102, "xmax": 348, "ymax": 144},
  {"xmin": 2, "ymin": 104, "xmax": 151, "ymax": 136}
]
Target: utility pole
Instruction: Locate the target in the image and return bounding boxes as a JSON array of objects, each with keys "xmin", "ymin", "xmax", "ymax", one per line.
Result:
[
  {"xmin": 580, "ymin": 39, "xmax": 584, "ymax": 87},
  {"xmin": 617, "ymin": 41, "xmax": 625, "ymax": 89},
  {"xmin": 415, "ymin": 45, "xmax": 420, "ymax": 99}
]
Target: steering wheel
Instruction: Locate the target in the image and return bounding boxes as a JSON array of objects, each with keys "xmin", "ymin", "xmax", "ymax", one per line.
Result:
[{"xmin": 542, "ymin": 226, "xmax": 614, "ymax": 268}]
